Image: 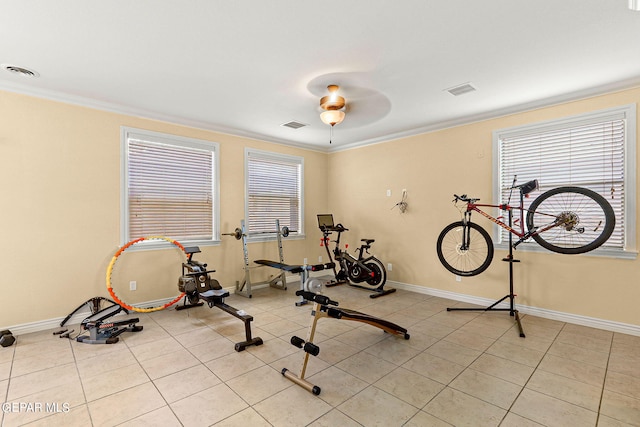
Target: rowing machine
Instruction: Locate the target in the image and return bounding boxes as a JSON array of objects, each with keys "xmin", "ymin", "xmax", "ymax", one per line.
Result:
[{"xmin": 176, "ymin": 246, "xmax": 263, "ymax": 351}]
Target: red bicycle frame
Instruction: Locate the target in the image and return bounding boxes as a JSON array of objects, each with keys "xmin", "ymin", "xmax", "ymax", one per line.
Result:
[
  {"xmin": 460, "ymin": 186, "xmax": 559, "ymax": 248},
  {"xmin": 464, "ymin": 201, "xmax": 525, "ymax": 238}
]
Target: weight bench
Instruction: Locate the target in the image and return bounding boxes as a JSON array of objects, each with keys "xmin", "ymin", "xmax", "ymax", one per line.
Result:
[
  {"xmin": 253, "ymin": 260, "xmax": 335, "ymax": 306},
  {"xmin": 282, "ymin": 290, "xmax": 409, "ymax": 395}
]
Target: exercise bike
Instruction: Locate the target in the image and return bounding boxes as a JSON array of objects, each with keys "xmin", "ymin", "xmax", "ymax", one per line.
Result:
[{"xmin": 317, "ymin": 214, "xmax": 395, "ymax": 298}]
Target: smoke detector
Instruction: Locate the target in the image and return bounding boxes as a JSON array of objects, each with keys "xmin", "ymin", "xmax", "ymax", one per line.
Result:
[{"xmin": 1, "ymin": 64, "xmax": 40, "ymax": 78}]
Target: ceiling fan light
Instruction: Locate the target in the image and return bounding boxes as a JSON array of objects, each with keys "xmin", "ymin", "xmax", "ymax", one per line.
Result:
[{"xmin": 320, "ymin": 110, "xmax": 345, "ymax": 126}]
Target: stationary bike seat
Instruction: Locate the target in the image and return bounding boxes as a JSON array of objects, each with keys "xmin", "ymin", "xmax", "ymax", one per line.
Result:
[{"xmin": 361, "ymin": 239, "xmax": 375, "ymax": 244}]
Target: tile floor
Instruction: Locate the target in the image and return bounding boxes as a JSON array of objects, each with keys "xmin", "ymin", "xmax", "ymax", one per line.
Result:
[{"xmin": 1, "ymin": 282, "xmax": 639, "ymax": 426}]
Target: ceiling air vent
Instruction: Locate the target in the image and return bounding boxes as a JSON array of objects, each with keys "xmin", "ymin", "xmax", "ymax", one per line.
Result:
[
  {"xmin": 281, "ymin": 120, "xmax": 308, "ymax": 130},
  {"xmin": 446, "ymin": 83, "xmax": 476, "ymax": 96},
  {"xmin": 1, "ymin": 64, "xmax": 40, "ymax": 78}
]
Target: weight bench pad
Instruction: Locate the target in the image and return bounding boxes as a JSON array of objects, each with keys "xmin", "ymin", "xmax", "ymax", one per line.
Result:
[{"xmin": 254, "ymin": 260, "xmax": 304, "ymax": 274}]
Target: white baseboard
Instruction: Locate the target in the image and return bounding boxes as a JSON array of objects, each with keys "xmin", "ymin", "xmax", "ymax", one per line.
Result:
[
  {"xmin": 7, "ymin": 279, "xmax": 640, "ymax": 338},
  {"xmin": 389, "ymin": 280, "xmax": 640, "ymax": 337},
  {"xmin": 7, "ymin": 301, "xmax": 151, "ymax": 336}
]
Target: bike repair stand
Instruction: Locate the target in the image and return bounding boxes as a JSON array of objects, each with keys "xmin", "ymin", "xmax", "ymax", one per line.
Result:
[{"xmin": 447, "ymin": 209, "xmax": 525, "ymax": 338}]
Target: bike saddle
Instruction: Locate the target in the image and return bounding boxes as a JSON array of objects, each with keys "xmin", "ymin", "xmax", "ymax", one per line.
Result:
[
  {"xmin": 515, "ymin": 179, "xmax": 539, "ymax": 195},
  {"xmin": 361, "ymin": 239, "xmax": 375, "ymax": 244}
]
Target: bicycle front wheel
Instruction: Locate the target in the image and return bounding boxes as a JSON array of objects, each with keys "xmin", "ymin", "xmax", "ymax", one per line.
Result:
[
  {"xmin": 436, "ymin": 221, "xmax": 494, "ymax": 276},
  {"xmin": 365, "ymin": 257, "xmax": 387, "ymax": 288},
  {"xmin": 526, "ymin": 186, "xmax": 615, "ymax": 254}
]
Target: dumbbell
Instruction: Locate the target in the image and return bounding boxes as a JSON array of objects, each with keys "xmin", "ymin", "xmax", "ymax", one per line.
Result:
[
  {"xmin": 290, "ymin": 336, "xmax": 319, "ymax": 356},
  {"xmin": 0, "ymin": 329, "xmax": 15, "ymax": 347}
]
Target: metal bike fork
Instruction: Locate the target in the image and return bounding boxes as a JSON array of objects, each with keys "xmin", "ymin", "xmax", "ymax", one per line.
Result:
[{"xmin": 462, "ymin": 211, "xmax": 473, "ymax": 250}]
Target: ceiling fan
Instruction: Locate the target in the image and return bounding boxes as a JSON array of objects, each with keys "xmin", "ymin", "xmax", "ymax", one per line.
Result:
[{"xmin": 308, "ymin": 73, "xmax": 392, "ymax": 145}]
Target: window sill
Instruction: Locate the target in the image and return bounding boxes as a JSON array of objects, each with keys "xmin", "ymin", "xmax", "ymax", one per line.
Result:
[
  {"xmin": 118, "ymin": 238, "xmax": 221, "ymax": 252},
  {"xmin": 494, "ymin": 243, "xmax": 637, "ymax": 260}
]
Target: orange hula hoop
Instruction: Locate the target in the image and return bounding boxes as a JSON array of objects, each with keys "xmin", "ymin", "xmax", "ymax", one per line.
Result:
[{"xmin": 106, "ymin": 236, "xmax": 186, "ymax": 313}]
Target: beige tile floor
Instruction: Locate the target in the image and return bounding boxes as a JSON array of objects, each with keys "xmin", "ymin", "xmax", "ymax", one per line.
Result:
[{"xmin": 1, "ymin": 283, "xmax": 639, "ymax": 426}]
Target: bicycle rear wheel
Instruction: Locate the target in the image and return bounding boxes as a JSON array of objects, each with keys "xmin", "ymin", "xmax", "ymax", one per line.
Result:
[
  {"xmin": 526, "ymin": 186, "xmax": 615, "ymax": 254},
  {"xmin": 436, "ymin": 221, "xmax": 494, "ymax": 276}
]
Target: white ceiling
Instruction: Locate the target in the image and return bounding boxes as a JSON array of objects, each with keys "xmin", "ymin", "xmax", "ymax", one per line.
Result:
[{"xmin": 1, "ymin": 1, "xmax": 639, "ymax": 152}]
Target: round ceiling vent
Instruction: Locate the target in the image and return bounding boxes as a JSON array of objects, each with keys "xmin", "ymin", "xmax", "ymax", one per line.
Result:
[{"xmin": 1, "ymin": 64, "xmax": 40, "ymax": 78}]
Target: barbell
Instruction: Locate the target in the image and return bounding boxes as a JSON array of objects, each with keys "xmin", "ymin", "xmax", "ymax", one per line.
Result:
[{"xmin": 223, "ymin": 226, "xmax": 296, "ymax": 240}]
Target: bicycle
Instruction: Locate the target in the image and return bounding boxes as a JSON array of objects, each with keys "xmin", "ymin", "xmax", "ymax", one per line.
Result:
[{"xmin": 436, "ymin": 177, "xmax": 615, "ymax": 277}]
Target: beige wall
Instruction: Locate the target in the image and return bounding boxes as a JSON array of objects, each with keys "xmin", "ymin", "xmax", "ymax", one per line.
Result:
[
  {"xmin": 0, "ymin": 91, "xmax": 328, "ymax": 327},
  {"xmin": 1, "ymin": 87, "xmax": 638, "ymax": 330},
  {"xmin": 328, "ymin": 87, "xmax": 640, "ymax": 326}
]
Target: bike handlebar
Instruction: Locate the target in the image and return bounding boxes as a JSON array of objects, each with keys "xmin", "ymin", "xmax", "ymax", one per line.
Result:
[
  {"xmin": 453, "ymin": 194, "xmax": 480, "ymax": 203},
  {"xmin": 183, "ymin": 270, "xmax": 216, "ymax": 276}
]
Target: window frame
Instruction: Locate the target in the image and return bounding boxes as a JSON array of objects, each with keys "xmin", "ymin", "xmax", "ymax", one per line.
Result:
[
  {"xmin": 120, "ymin": 126, "xmax": 221, "ymax": 250},
  {"xmin": 244, "ymin": 148, "xmax": 304, "ymax": 242},
  {"xmin": 491, "ymin": 104, "xmax": 637, "ymax": 258}
]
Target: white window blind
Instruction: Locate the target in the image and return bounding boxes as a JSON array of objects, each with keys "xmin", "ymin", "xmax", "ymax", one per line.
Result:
[
  {"xmin": 245, "ymin": 149, "xmax": 303, "ymax": 237},
  {"xmin": 494, "ymin": 105, "xmax": 636, "ymax": 255},
  {"xmin": 122, "ymin": 128, "xmax": 218, "ymax": 244}
]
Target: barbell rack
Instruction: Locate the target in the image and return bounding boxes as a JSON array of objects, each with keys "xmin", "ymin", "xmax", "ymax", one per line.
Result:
[{"xmin": 225, "ymin": 219, "xmax": 290, "ymax": 298}]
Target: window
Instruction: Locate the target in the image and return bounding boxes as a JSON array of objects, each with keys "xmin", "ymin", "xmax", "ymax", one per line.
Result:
[
  {"xmin": 245, "ymin": 148, "xmax": 303, "ymax": 239},
  {"xmin": 121, "ymin": 127, "xmax": 219, "ymax": 247},
  {"xmin": 493, "ymin": 104, "xmax": 636, "ymax": 257}
]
